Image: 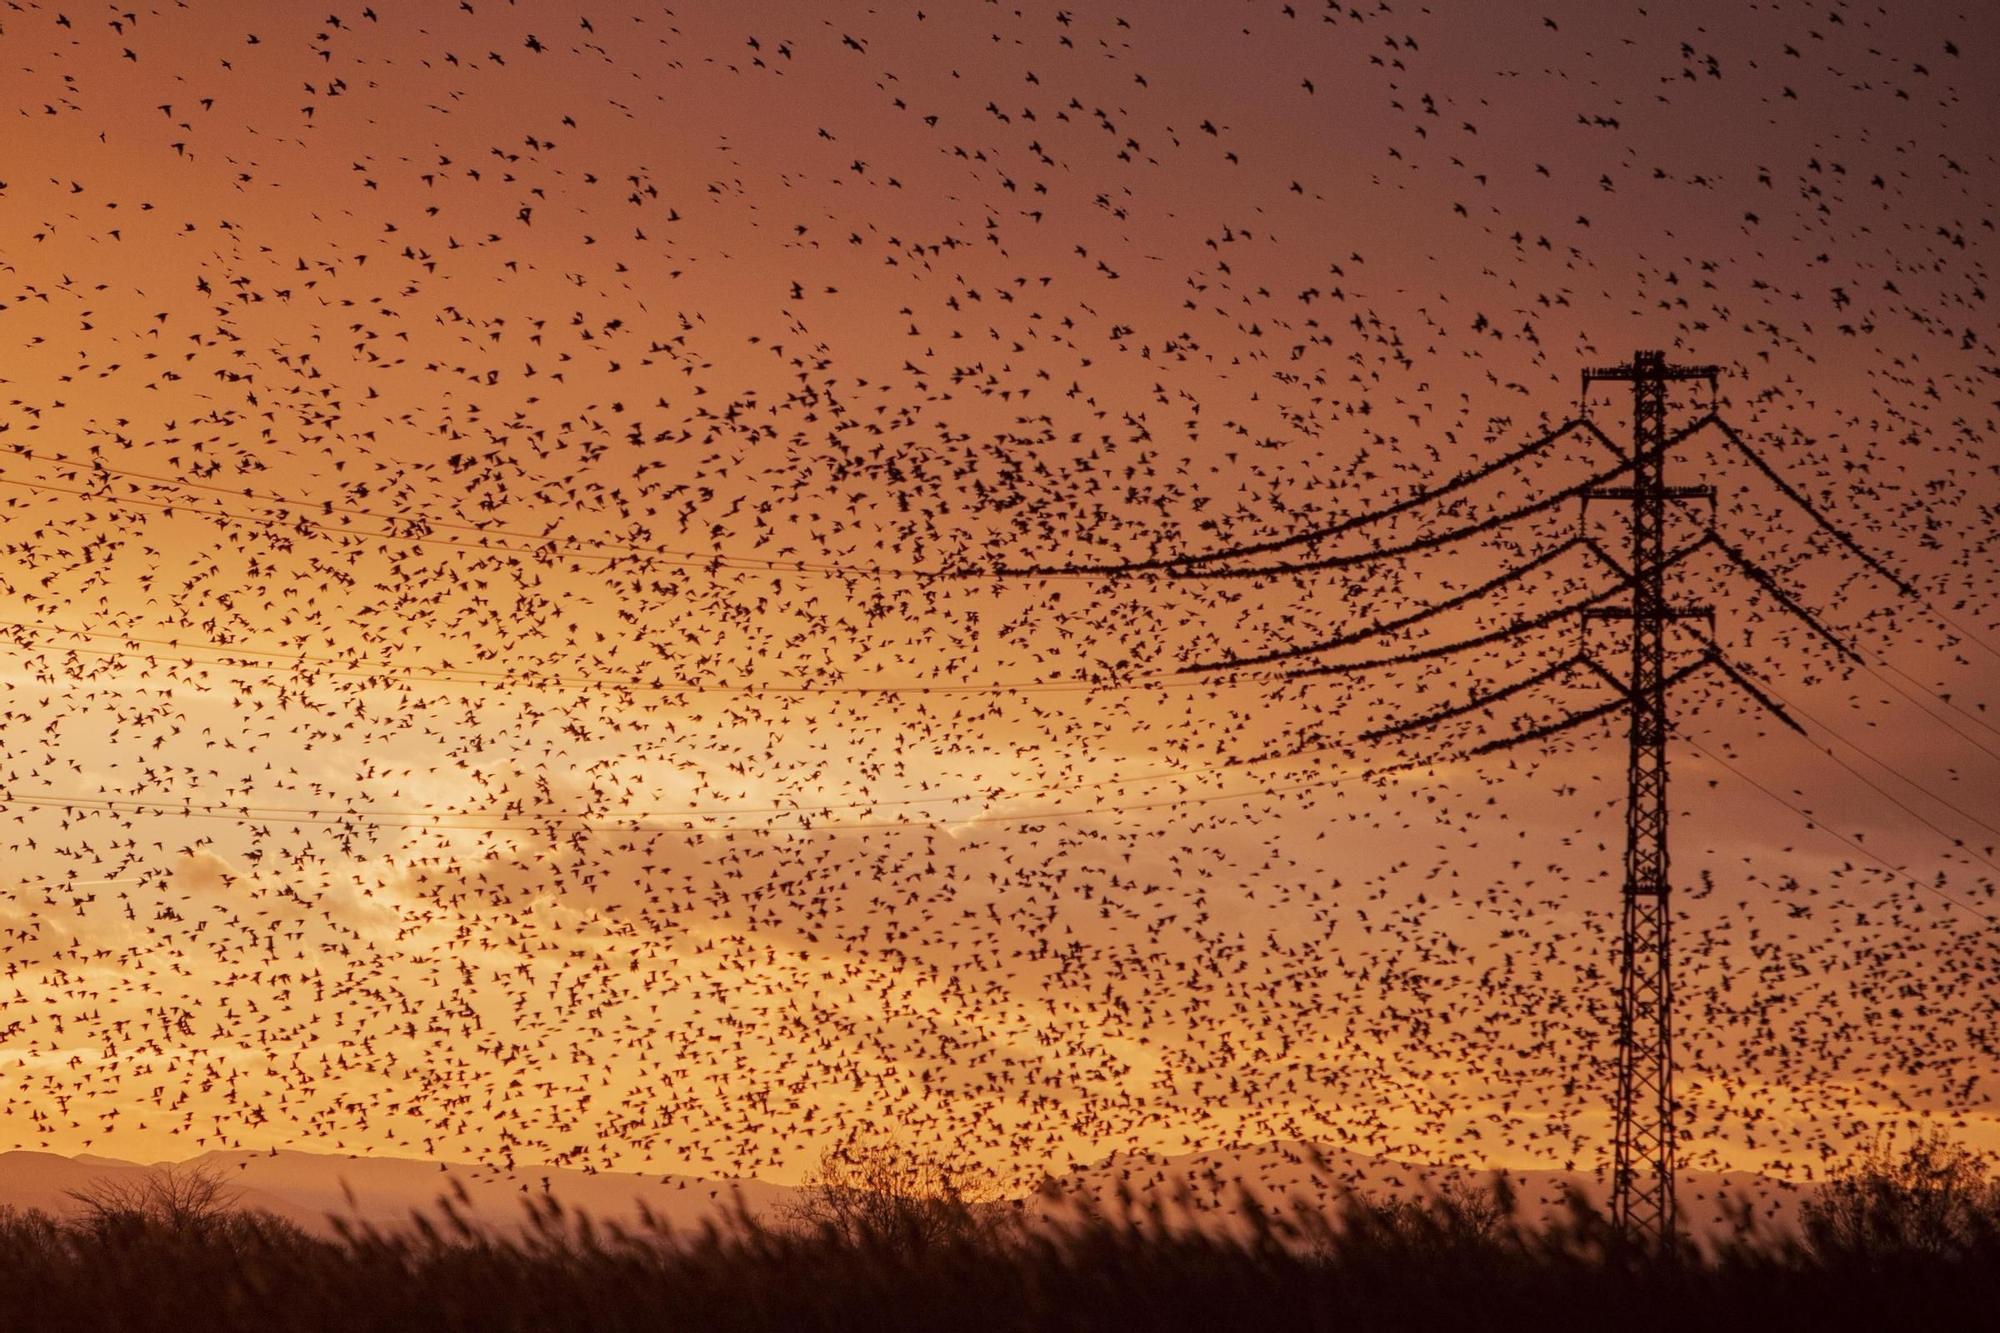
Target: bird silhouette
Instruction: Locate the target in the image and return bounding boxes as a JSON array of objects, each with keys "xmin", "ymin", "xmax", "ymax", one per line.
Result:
[{"xmin": 0, "ymin": 0, "xmax": 1988, "ymax": 1218}]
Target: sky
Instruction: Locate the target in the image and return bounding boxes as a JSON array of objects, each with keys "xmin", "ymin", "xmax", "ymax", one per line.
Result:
[{"xmin": 0, "ymin": 0, "xmax": 1995, "ymax": 1189}]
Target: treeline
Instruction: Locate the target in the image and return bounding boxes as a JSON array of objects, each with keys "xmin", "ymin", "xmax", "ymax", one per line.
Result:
[{"xmin": 2, "ymin": 1132, "xmax": 1996, "ymax": 1332}]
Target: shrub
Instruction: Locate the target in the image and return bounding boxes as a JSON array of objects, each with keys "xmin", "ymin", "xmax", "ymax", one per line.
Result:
[
  {"xmin": 1800, "ymin": 1127, "xmax": 2000, "ymax": 1259},
  {"xmin": 783, "ymin": 1137, "xmax": 1010, "ymax": 1254}
]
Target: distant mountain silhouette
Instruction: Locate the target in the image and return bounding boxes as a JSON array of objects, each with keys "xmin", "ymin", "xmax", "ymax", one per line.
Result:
[
  {"xmin": 1034, "ymin": 1140, "xmax": 1809, "ymax": 1240},
  {"xmin": 0, "ymin": 1149, "xmax": 795, "ymax": 1239},
  {"xmin": 0, "ymin": 1143, "xmax": 1808, "ymax": 1242}
]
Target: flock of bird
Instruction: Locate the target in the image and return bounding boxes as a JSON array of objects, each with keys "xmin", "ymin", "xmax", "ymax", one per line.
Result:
[{"xmin": 0, "ymin": 0, "xmax": 1994, "ymax": 1194}]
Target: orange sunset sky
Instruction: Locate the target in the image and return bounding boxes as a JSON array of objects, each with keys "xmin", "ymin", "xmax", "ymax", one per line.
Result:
[{"xmin": 0, "ymin": 0, "xmax": 1995, "ymax": 1189}]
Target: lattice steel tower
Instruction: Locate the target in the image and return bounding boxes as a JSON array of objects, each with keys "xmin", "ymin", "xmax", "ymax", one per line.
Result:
[
  {"xmin": 1157, "ymin": 344, "xmax": 1880, "ymax": 1250},
  {"xmin": 1582, "ymin": 350, "xmax": 1717, "ymax": 1249}
]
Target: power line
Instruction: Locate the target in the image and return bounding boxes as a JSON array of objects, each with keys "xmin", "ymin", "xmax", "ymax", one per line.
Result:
[
  {"xmin": 1681, "ymin": 415, "xmax": 1999, "ymax": 662},
  {"xmin": 1276, "ymin": 592, "xmax": 1614, "ymax": 680},
  {"xmin": 0, "ymin": 616, "xmax": 1254, "ymax": 697},
  {"xmin": 1856, "ymin": 658, "xmax": 2000, "ymax": 765},
  {"xmin": 1176, "ymin": 535, "xmax": 1591, "ymax": 671},
  {"xmin": 1701, "ymin": 417, "xmax": 1917, "ymax": 598},
  {"xmin": 0, "ymin": 466, "xmax": 939, "ymax": 582},
  {"xmin": 1682, "ymin": 734, "xmax": 1996, "ymax": 925},
  {"xmin": 1582, "ymin": 496, "xmax": 1997, "ymax": 768},
  {"xmin": 1882, "ymin": 661, "xmax": 2000, "ymax": 741},
  {"xmin": 1706, "ymin": 669, "xmax": 2000, "ymax": 851},
  {"xmin": 1229, "ymin": 648, "xmax": 1715, "ymax": 769},
  {"xmin": 0, "ymin": 738, "xmax": 1469, "ymax": 837},
  {"xmin": 1791, "ymin": 732, "xmax": 2000, "ymax": 878},
  {"xmin": 985, "ymin": 416, "xmax": 1613, "ymax": 576},
  {"xmin": 1357, "ymin": 654, "xmax": 1587, "ymax": 743},
  {"xmin": 0, "ymin": 711, "xmax": 1470, "ymax": 830},
  {"xmin": 1133, "ymin": 413, "xmax": 1754, "ymax": 586},
  {"xmin": 1184, "ymin": 528, "xmax": 1716, "ymax": 679},
  {"xmin": 1160, "ymin": 459, "xmax": 1633, "ymax": 580}
]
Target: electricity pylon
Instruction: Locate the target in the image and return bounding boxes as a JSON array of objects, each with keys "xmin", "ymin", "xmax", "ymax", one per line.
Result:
[
  {"xmin": 1087, "ymin": 346, "xmax": 1900, "ymax": 1253},
  {"xmin": 1582, "ymin": 350, "xmax": 1717, "ymax": 1250}
]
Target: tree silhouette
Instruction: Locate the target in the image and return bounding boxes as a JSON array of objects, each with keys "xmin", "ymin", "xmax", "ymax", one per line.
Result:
[
  {"xmin": 65, "ymin": 1162, "xmax": 242, "ymax": 1238},
  {"xmin": 784, "ymin": 1138, "xmax": 1007, "ymax": 1253},
  {"xmin": 1801, "ymin": 1128, "xmax": 2000, "ymax": 1258}
]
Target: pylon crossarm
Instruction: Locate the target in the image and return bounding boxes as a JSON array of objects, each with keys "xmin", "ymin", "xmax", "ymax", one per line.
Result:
[{"xmin": 1583, "ymin": 362, "xmax": 1718, "ymax": 388}]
